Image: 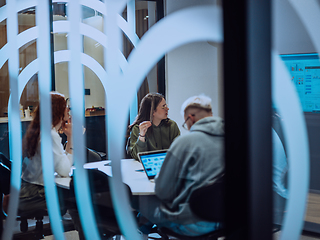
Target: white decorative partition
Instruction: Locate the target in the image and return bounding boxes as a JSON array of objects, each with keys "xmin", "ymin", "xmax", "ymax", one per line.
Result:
[
  {"xmin": 1, "ymin": 0, "xmax": 223, "ymax": 239},
  {"xmin": 272, "ymin": 53, "xmax": 310, "ymax": 240},
  {"xmin": 3, "ymin": 0, "xmax": 22, "ymax": 239},
  {"xmin": 273, "ymin": 0, "xmax": 320, "ymax": 239},
  {"xmin": 0, "ymin": 0, "xmax": 314, "ymax": 239},
  {"xmin": 102, "ymin": 3, "xmax": 223, "ymax": 239}
]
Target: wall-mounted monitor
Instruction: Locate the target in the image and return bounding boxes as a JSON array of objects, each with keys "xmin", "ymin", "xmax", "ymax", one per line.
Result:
[{"xmin": 280, "ymin": 53, "xmax": 320, "ymax": 113}]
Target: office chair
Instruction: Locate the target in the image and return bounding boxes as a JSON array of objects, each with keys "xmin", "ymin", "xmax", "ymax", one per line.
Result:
[
  {"xmin": 0, "ymin": 152, "xmax": 11, "ymax": 170},
  {"xmin": 68, "ymin": 168, "xmax": 135, "ymax": 239},
  {"xmin": 87, "ymin": 148, "xmax": 103, "ymax": 162},
  {"xmin": 1, "ymin": 153, "xmax": 48, "ymax": 239},
  {"xmin": 0, "ymin": 153, "xmax": 49, "ymax": 239},
  {"xmin": 16, "ymin": 184, "xmax": 49, "ymax": 239},
  {"xmin": 158, "ymin": 228, "xmax": 225, "ymax": 240},
  {"xmin": 189, "ymin": 175, "xmax": 225, "ymax": 223},
  {"xmin": 63, "ymin": 140, "xmax": 105, "ymax": 162},
  {"xmin": 125, "ymin": 136, "xmax": 132, "ymax": 159},
  {"xmin": 16, "ymin": 209, "xmax": 49, "ymax": 239},
  {"xmin": 17, "ymin": 185, "xmax": 73, "ymax": 239},
  {"xmin": 158, "ymin": 174, "xmax": 225, "ymax": 240},
  {"xmin": 0, "ymin": 154, "xmax": 11, "ymax": 238}
]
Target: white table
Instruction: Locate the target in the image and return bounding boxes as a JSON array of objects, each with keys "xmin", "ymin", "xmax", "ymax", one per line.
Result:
[
  {"xmin": 54, "ymin": 167, "xmax": 74, "ymax": 189},
  {"xmin": 55, "ymin": 175, "xmax": 71, "ymax": 189},
  {"xmin": 55, "ymin": 159, "xmax": 155, "ymax": 195},
  {"xmin": 84, "ymin": 159, "xmax": 155, "ymax": 195}
]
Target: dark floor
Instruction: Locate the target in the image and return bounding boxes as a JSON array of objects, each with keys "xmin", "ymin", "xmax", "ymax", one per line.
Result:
[{"xmin": 7, "ymin": 191, "xmax": 320, "ymax": 240}]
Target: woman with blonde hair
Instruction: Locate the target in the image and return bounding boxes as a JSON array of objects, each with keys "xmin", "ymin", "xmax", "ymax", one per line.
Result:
[{"xmin": 127, "ymin": 93, "xmax": 180, "ymax": 160}]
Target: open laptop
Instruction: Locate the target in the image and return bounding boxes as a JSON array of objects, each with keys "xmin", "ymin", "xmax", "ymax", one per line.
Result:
[{"xmin": 137, "ymin": 149, "xmax": 167, "ymax": 182}]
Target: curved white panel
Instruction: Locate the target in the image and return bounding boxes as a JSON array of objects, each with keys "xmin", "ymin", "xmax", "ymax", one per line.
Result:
[
  {"xmin": 272, "ymin": 53, "xmax": 309, "ymax": 240},
  {"xmin": 52, "ymin": 1, "xmax": 140, "ymax": 48},
  {"xmin": 9, "ymin": 51, "xmax": 108, "ymax": 110},
  {"xmin": 123, "ymin": 5, "xmax": 223, "ymax": 102},
  {"xmin": 0, "ymin": 0, "xmax": 37, "ymax": 23},
  {"xmin": 36, "ymin": 0, "xmax": 65, "ymax": 238},
  {"xmin": 54, "ymin": 50, "xmax": 108, "ymax": 90},
  {"xmin": 118, "ymin": 16, "xmax": 140, "ymax": 47},
  {"xmin": 1, "ymin": 2, "xmax": 227, "ymax": 240},
  {"xmin": 54, "ymin": 21, "xmax": 107, "ymax": 47},
  {"xmin": 0, "ymin": 44, "xmax": 8, "ymax": 70},
  {"xmin": 17, "ymin": 27, "xmax": 38, "ymax": 50},
  {"xmin": 288, "ymin": 0, "xmax": 320, "ymax": 54},
  {"xmin": 105, "ymin": 4, "xmax": 223, "ymax": 240},
  {"xmin": 67, "ymin": 0, "xmax": 100, "ymax": 239},
  {"xmin": 276, "ymin": 1, "xmax": 320, "ymax": 239},
  {"xmin": 0, "ymin": 5, "xmax": 6, "ymax": 23},
  {"xmin": 18, "ymin": 59, "xmax": 38, "ymax": 97},
  {"xmin": 2, "ymin": 0, "xmax": 22, "ymax": 239},
  {"xmin": 1, "ymin": 7, "xmax": 137, "ymax": 72},
  {"xmin": 0, "ymin": 27, "xmax": 38, "ymax": 69},
  {"xmin": 16, "ymin": 0, "xmax": 37, "ymax": 15},
  {"xmin": 127, "ymin": 0, "xmax": 135, "ymax": 34},
  {"xmin": 103, "ymin": 0, "xmax": 139, "ymax": 238},
  {"xmin": 53, "ymin": 21, "xmax": 128, "ymax": 73},
  {"xmin": 53, "ymin": 0, "xmax": 106, "ymax": 15}
]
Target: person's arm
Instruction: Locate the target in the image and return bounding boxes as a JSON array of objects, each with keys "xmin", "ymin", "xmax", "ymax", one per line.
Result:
[
  {"xmin": 52, "ymin": 129, "xmax": 73, "ymax": 177},
  {"xmin": 170, "ymin": 120, "xmax": 181, "ymax": 142},
  {"xmin": 62, "ymin": 118, "xmax": 73, "ymax": 154},
  {"xmin": 128, "ymin": 125, "xmax": 148, "ymax": 160},
  {"xmin": 272, "ymin": 129, "xmax": 288, "ymax": 199}
]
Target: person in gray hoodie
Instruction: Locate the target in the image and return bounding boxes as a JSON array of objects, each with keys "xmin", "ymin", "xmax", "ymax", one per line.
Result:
[{"xmin": 138, "ymin": 94, "xmax": 225, "ymax": 237}]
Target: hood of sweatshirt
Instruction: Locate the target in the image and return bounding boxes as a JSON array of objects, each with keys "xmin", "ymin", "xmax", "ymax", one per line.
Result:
[{"xmin": 190, "ymin": 116, "xmax": 224, "ymax": 136}]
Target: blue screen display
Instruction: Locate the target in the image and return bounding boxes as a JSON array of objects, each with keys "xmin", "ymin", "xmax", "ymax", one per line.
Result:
[
  {"xmin": 140, "ymin": 152, "xmax": 166, "ymax": 177},
  {"xmin": 280, "ymin": 53, "xmax": 320, "ymax": 112}
]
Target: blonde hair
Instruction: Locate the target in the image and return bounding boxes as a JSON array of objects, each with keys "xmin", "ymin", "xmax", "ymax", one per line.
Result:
[{"xmin": 181, "ymin": 94, "xmax": 212, "ymax": 117}]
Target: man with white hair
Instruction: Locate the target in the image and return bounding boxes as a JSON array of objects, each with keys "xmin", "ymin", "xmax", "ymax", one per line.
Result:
[{"xmin": 139, "ymin": 94, "xmax": 225, "ymax": 237}]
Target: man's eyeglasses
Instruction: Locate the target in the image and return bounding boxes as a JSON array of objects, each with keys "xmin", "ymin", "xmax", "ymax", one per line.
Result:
[{"xmin": 182, "ymin": 114, "xmax": 195, "ymax": 130}]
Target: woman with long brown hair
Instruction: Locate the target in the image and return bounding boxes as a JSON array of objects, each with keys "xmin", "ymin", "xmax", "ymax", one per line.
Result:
[
  {"xmin": 19, "ymin": 92, "xmax": 73, "ymax": 212},
  {"xmin": 127, "ymin": 93, "xmax": 180, "ymax": 160}
]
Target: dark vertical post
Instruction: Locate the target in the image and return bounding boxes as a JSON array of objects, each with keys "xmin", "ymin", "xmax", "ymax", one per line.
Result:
[
  {"xmin": 156, "ymin": 0, "xmax": 165, "ymax": 96},
  {"xmin": 49, "ymin": 0, "xmax": 55, "ymax": 91},
  {"xmin": 223, "ymin": 1, "xmax": 272, "ymax": 240}
]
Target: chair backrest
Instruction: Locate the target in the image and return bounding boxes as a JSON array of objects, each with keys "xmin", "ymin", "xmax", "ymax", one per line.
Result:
[
  {"xmin": 0, "ymin": 152, "xmax": 11, "ymax": 195},
  {"xmin": 189, "ymin": 174, "xmax": 225, "ymax": 223},
  {"xmin": 70, "ymin": 168, "xmax": 133, "ymax": 207},
  {"xmin": 86, "ymin": 148, "xmax": 102, "ymax": 163},
  {"xmin": 0, "ymin": 162, "xmax": 11, "ymax": 195},
  {"xmin": 125, "ymin": 136, "xmax": 132, "ymax": 159},
  {"xmin": 0, "ymin": 156, "xmax": 11, "ymax": 237},
  {"xmin": 69, "ymin": 168, "xmax": 133, "ymax": 237},
  {"xmin": 0, "ymin": 152, "xmax": 11, "ymax": 171}
]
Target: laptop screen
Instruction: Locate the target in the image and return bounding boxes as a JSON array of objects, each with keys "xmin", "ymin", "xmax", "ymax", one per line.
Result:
[{"xmin": 138, "ymin": 150, "xmax": 167, "ymax": 179}]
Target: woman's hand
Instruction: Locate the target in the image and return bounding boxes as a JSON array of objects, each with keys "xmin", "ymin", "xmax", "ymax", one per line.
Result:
[
  {"xmin": 62, "ymin": 118, "xmax": 72, "ymax": 138},
  {"xmin": 139, "ymin": 121, "xmax": 152, "ymax": 137},
  {"xmin": 62, "ymin": 118, "xmax": 73, "ymax": 154}
]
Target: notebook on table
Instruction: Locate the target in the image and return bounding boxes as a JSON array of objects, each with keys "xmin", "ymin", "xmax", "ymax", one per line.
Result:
[{"xmin": 137, "ymin": 149, "xmax": 167, "ymax": 182}]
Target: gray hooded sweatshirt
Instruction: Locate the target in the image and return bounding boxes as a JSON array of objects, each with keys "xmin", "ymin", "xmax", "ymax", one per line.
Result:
[{"xmin": 154, "ymin": 116, "xmax": 225, "ymax": 225}]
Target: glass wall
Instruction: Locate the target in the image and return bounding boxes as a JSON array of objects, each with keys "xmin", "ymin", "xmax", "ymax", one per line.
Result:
[
  {"xmin": 0, "ymin": 1, "xmax": 158, "ymax": 158},
  {"xmin": 273, "ymin": 0, "xmax": 320, "ymax": 237},
  {"xmin": 1, "ymin": 0, "xmax": 319, "ymax": 240},
  {"xmin": 0, "ymin": 1, "xmax": 165, "ymax": 239}
]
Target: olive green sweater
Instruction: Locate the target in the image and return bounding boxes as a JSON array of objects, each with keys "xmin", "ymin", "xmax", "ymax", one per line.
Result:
[{"xmin": 128, "ymin": 119, "xmax": 180, "ymax": 160}]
